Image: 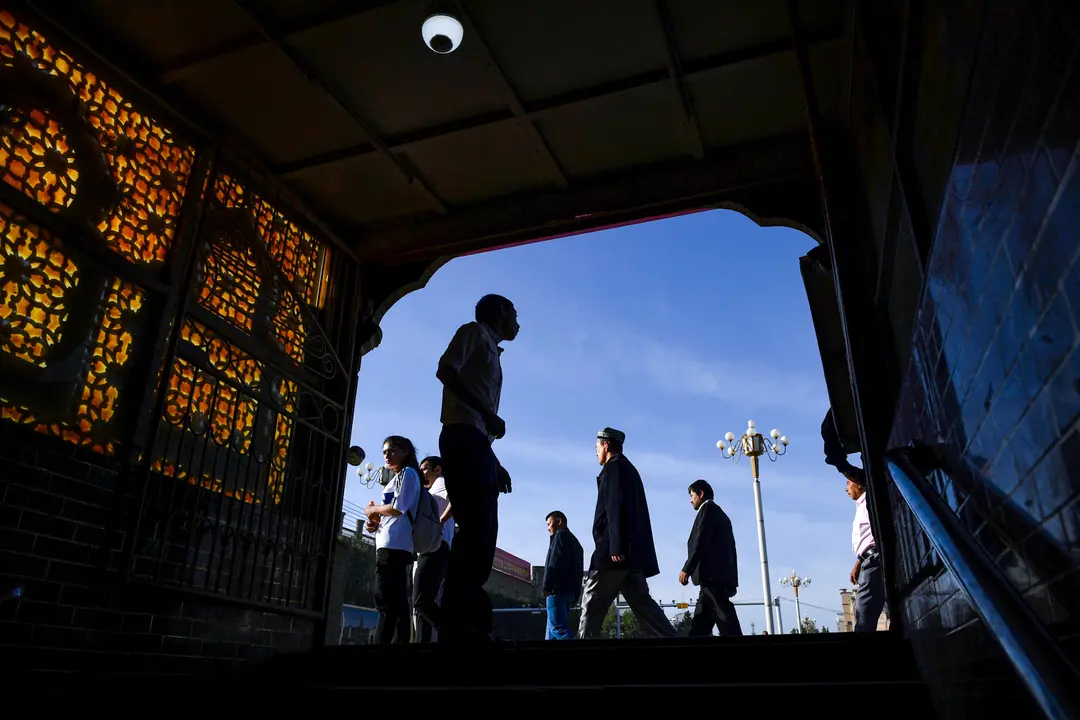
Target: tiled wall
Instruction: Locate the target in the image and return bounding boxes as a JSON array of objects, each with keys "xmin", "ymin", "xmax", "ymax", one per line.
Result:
[{"xmin": 888, "ymin": 1, "xmax": 1080, "ymax": 714}]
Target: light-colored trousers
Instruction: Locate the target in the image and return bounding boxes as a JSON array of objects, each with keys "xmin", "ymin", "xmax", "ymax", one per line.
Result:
[{"xmin": 578, "ymin": 568, "xmax": 678, "ymax": 639}]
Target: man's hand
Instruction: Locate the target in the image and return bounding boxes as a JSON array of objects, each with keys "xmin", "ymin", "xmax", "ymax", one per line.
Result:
[
  {"xmin": 611, "ymin": 555, "xmax": 626, "ymax": 563},
  {"xmin": 850, "ymin": 559, "xmax": 862, "ymax": 585},
  {"xmin": 364, "ymin": 518, "xmax": 379, "ymax": 534},
  {"xmin": 364, "ymin": 504, "xmax": 378, "ymax": 519},
  {"xmin": 678, "ymin": 571, "xmax": 689, "ymax": 586},
  {"xmin": 486, "ymin": 413, "xmax": 506, "ymax": 440},
  {"xmin": 497, "ymin": 464, "xmax": 512, "ymax": 494}
]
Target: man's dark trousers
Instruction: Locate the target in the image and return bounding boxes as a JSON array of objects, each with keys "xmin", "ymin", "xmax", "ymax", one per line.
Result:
[
  {"xmin": 439, "ymin": 423, "xmax": 499, "ymax": 642},
  {"xmin": 413, "ymin": 540, "xmax": 449, "ymax": 642},
  {"xmin": 689, "ymin": 584, "xmax": 743, "ymax": 637}
]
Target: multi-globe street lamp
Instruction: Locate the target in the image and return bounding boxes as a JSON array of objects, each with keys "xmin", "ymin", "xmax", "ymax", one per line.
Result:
[
  {"xmin": 780, "ymin": 570, "xmax": 812, "ymax": 633},
  {"xmin": 717, "ymin": 420, "xmax": 789, "ymax": 634}
]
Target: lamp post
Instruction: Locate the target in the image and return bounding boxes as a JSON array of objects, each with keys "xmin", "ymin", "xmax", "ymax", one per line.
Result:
[
  {"xmin": 717, "ymin": 420, "xmax": 789, "ymax": 635},
  {"xmin": 779, "ymin": 570, "xmax": 811, "ymax": 633}
]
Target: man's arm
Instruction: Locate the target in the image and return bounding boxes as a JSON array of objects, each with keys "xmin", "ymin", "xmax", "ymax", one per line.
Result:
[
  {"xmin": 822, "ymin": 408, "xmax": 859, "ymax": 477},
  {"xmin": 572, "ymin": 536, "xmax": 585, "ymax": 604},
  {"xmin": 439, "ymin": 503, "xmax": 453, "ymax": 524},
  {"xmin": 682, "ymin": 508, "xmax": 706, "ymax": 575},
  {"xmin": 603, "ymin": 466, "xmax": 626, "ymax": 559},
  {"xmin": 543, "ymin": 533, "xmax": 563, "ymax": 595}
]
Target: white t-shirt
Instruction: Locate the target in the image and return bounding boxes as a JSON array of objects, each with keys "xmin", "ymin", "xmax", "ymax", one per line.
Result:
[
  {"xmin": 375, "ymin": 467, "xmax": 420, "ymax": 553},
  {"xmin": 427, "ymin": 476, "xmax": 454, "ymax": 548}
]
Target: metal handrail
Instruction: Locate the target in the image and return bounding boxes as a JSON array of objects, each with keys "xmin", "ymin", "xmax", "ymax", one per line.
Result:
[{"xmin": 885, "ymin": 447, "xmax": 1080, "ymax": 720}]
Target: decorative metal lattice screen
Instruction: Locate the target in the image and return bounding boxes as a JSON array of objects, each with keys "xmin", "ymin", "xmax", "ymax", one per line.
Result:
[{"xmin": 0, "ymin": 8, "xmax": 358, "ymax": 615}]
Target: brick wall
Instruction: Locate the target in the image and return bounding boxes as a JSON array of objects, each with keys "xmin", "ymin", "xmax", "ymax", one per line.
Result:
[
  {"xmin": 887, "ymin": 1, "xmax": 1080, "ymax": 716},
  {"xmin": 0, "ymin": 428, "xmax": 315, "ymax": 679}
]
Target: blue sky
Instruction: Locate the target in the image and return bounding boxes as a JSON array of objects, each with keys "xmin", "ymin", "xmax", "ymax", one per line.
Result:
[{"xmin": 344, "ymin": 209, "xmax": 860, "ymax": 633}]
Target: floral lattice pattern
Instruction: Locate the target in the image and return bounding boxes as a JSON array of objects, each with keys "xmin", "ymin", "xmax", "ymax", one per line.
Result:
[
  {"xmin": 0, "ymin": 108, "xmax": 80, "ymax": 212},
  {"xmin": 1, "ymin": 266, "xmax": 144, "ymax": 455},
  {"xmin": 75, "ymin": 278, "xmax": 143, "ymax": 454},
  {"xmin": 154, "ymin": 320, "xmax": 292, "ymax": 505},
  {"xmin": 197, "ymin": 241, "xmax": 262, "ymax": 333},
  {"xmin": 0, "ymin": 206, "xmax": 79, "ymax": 366},
  {"xmin": 0, "ymin": 9, "xmax": 196, "ymax": 267},
  {"xmin": 254, "ymin": 200, "xmax": 328, "ymax": 308},
  {"xmin": 213, "ymin": 174, "xmax": 329, "ymax": 308}
]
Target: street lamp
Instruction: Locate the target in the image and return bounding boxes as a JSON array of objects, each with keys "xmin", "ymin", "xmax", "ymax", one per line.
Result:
[
  {"xmin": 717, "ymin": 420, "xmax": 789, "ymax": 634},
  {"xmin": 779, "ymin": 570, "xmax": 811, "ymax": 633}
]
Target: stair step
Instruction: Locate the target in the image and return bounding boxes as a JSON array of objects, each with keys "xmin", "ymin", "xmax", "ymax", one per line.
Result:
[{"xmin": 254, "ymin": 633, "xmax": 929, "ymax": 691}]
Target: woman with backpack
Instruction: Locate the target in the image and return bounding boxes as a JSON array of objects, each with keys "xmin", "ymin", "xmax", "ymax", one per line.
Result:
[{"xmin": 364, "ymin": 435, "xmax": 423, "ymax": 643}]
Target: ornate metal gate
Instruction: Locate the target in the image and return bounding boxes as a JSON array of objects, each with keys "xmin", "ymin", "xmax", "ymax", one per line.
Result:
[{"xmin": 0, "ymin": 6, "xmax": 361, "ymax": 618}]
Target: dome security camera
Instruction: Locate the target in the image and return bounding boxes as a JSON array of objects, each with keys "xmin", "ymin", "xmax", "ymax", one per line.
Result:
[{"xmin": 422, "ymin": 12, "xmax": 463, "ymax": 54}]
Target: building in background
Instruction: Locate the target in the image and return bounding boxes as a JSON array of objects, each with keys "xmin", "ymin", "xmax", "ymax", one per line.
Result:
[
  {"xmin": 340, "ymin": 605, "xmax": 379, "ymax": 644},
  {"xmin": 485, "ymin": 547, "xmax": 536, "ymax": 604},
  {"xmin": 839, "ymin": 588, "xmax": 889, "ymax": 631}
]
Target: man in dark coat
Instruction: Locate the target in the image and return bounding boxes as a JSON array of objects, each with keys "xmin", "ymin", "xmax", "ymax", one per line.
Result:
[
  {"xmin": 542, "ymin": 511, "xmax": 584, "ymax": 640},
  {"xmin": 679, "ymin": 479, "xmax": 743, "ymax": 636},
  {"xmin": 578, "ymin": 428, "xmax": 677, "ymax": 639}
]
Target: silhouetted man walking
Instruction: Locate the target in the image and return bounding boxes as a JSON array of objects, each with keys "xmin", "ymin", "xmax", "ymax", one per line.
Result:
[
  {"xmin": 436, "ymin": 294, "xmax": 518, "ymax": 644},
  {"xmin": 579, "ymin": 428, "xmax": 676, "ymax": 639},
  {"xmin": 542, "ymin": 511, "xmax": 584, "ymax": 640},
  {"xmin": 679, "ymin": 479, "xmax": 743, "ymax": 637}
]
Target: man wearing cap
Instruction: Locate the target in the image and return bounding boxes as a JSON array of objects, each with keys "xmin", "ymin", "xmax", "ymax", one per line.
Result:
[
  {"xmin": 579, "ymin": 427, "xmax": 677, "ymax": 639},
  {"xmin": 846, "ymin": 468, "xmax": 886, "ymax": 631}
]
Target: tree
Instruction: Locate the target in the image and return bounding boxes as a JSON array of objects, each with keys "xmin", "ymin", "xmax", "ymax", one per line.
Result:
[
  {"xmin": 790, "ymin": 617, "xmax": 824, "ymax": 634},
  {"xmin": 600, "ymin": 607, "xmax": 648, "ymax": 638},
  {"xmin": 671, "ymin": 609, "xmax": 693, "ymax": 636},
  {"xmin": 339, "ymin": 535, "xmax": 376, "ymax": 607}
]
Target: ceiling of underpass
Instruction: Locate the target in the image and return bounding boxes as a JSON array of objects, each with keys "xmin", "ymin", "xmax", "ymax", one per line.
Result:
[{"xmin": 29, "ymin": 0, "xmax": 853, "ymax": 262}]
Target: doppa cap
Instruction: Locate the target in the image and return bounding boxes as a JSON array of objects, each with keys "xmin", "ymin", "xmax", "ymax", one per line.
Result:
[{"xmin": 597, "ymin": 427, "xmax": 625, "ymax": 444}]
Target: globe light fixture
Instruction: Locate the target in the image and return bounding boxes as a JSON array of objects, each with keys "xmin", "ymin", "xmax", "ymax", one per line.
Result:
[{"xmin": 779, "ymin": 570, "xmax": 811, "ymax": 633}]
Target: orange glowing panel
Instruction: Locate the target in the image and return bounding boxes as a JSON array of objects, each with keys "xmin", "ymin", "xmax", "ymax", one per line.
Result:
[
  {"xmin": 0, "ymin": 10, "xmax": 196, "ymax": 267},
  {"xmin": 0, "ymin": 108, "xmax": 80, "ymax": 212},
  {"xmin": 154, "ymin": 319, "xmax": 292, "ymax": 505},
  {"xmin": 0, "ymin": 207, "xmax": 79, "ymax": 366},
  {"xmin": 213, "ymin": 173, "xmax": 330, "ymax": 310},
  {"xmin": 0, "ymin": 208, "xmax": 144, "ymax": 455}
]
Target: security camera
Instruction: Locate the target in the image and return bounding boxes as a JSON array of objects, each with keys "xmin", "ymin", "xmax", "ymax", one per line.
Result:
[{"xmin": 422, "ymin": 11, "xmax": 463, "ymax": 54}]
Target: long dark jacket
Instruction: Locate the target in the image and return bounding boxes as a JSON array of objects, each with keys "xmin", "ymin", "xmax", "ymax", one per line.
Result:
[
  {"xmin": 590, "ymin": 454, "xmax": 660, "ymax": 577},
  {"xmin": 682, "ymin": 499, "xmax": 739, "ymax": 589},
  {"xmin": 543, "ymin": 528, "xmax": 584, "ymax": 601}
]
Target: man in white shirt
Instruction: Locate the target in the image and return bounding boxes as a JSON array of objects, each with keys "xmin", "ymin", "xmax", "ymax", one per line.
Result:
[
  {"xmin": 413, "ymin": 455, "xmax": 455, "ymax": 642},
  {"xmin": 846, "ymin": 468, "xmax": 886, "ymax": 631},
  {"xmin": 436, "ymin": 294, "xmax": 518, "ymax": 644}
]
